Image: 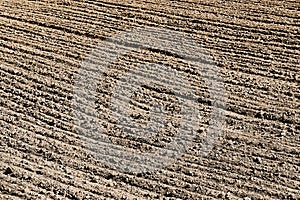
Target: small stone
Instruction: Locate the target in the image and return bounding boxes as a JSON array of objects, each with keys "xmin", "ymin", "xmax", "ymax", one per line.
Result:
[
  {"xmin": 280, "ymin": 131, "xmax": 286, "ymax": 136},
  {"xmin": 107, "ymin": 181, "xmax": 114, "ymax": 187},
  {"xmin": 287, "ymin": 194, "xmax": 295, "ymax": 200},
  {"xmin": 65, "ymin": 167, "xmax": 71, "ymax": 174},
  {"xmin": 66, "ymin": 175, "xmax": 74, "ymax": 179},
  {"xmin": 197, "ymin": 115, "xmax": 202, "ymax": 120},
  {"xmin": 121, "ymin": 195, "xmax": 127, "ymax": 200},
  {"xmin": 225, "ymin": 192, "xmax": 232, "ymax": 199}
]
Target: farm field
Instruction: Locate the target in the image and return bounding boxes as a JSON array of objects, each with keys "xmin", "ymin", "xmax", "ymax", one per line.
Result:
[{"xmin": 0, "ymin": 0, "xmax": 299, "ymax": 199}]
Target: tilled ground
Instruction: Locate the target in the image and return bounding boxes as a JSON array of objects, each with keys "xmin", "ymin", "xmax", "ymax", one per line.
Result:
[{"xmin": 0, "ymin": 0, "xmax": 299, "ymax": 199}]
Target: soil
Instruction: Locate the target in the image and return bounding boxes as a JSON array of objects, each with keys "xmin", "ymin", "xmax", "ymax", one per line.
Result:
[{"xmin": 0, "ymin": 0, "xmax": 299, "ymax": 199}]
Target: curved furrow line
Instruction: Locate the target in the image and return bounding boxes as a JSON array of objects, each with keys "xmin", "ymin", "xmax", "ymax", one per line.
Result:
[
  {"xmin": 1, "ymin": 107, "xmax": 297, "ymax": 187},
  {"xmin": 78, "ymin": 0, "xmax": 299, "ymax": 27},
  {"xmin": 0, "ymin": 119, "xmax": 298, "ymax": 199},
  {"xmin": 0, "ymin": 178, "xmax": 51, "ymax": 199},
  {"xmin": 1, "ymin": 47, "xmax": 298, "ymax": 121},
  {"xmin": 1, "ymin": 15, "xmax": 298, "ymax": 76},
  {"xmin": 0, "ymin": 161, "xmax": 115, "ymax": 199},
  {"xmin": 1, "ymin": 63, "xmax": 298, "ymax": 146},
  {"xmin": 174, "ymin": 158, "xmax": 299, "ymax": 193},
  {"xmin": 1, "ymin": 74, "xmax": 297, "ymax": 151},
  {"xmin": 1, "ymin": 11, "xmax": 299, "ymax": 61},
  {"xmin": 0, "ymin": 141, "xmax": 212, "ymax": 199},
  {"xmin": 1, "ymin": 96, "xmax": 298, "ymax": 168},
  {"xmin": 1, "ymin": 2, "xmax": 298, "ymax": 54},
  {"xmin": 1, "ymin": 38, "xmax": 298, "ymax": 106}
]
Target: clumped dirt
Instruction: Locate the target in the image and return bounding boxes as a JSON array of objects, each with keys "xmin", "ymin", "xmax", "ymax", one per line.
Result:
[{"xmin": 0, "ymin": 0, "xmax": 299, "ymax": 199}]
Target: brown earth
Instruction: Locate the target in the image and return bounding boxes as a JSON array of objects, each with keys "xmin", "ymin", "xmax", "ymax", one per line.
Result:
[{"xmin": 0, "ymin": 0, "xmax": 299, "ymax": 199}]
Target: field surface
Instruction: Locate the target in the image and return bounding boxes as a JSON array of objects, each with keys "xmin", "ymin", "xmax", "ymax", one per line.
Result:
[{"xmin": 0, "ymin": 0, "xmax": 299, "ymax": 199}]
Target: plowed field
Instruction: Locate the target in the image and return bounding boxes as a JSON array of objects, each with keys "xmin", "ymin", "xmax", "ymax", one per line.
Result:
[{"xmin": 0, "ymin": 0, "xmax": 299, "ymax": 199}]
